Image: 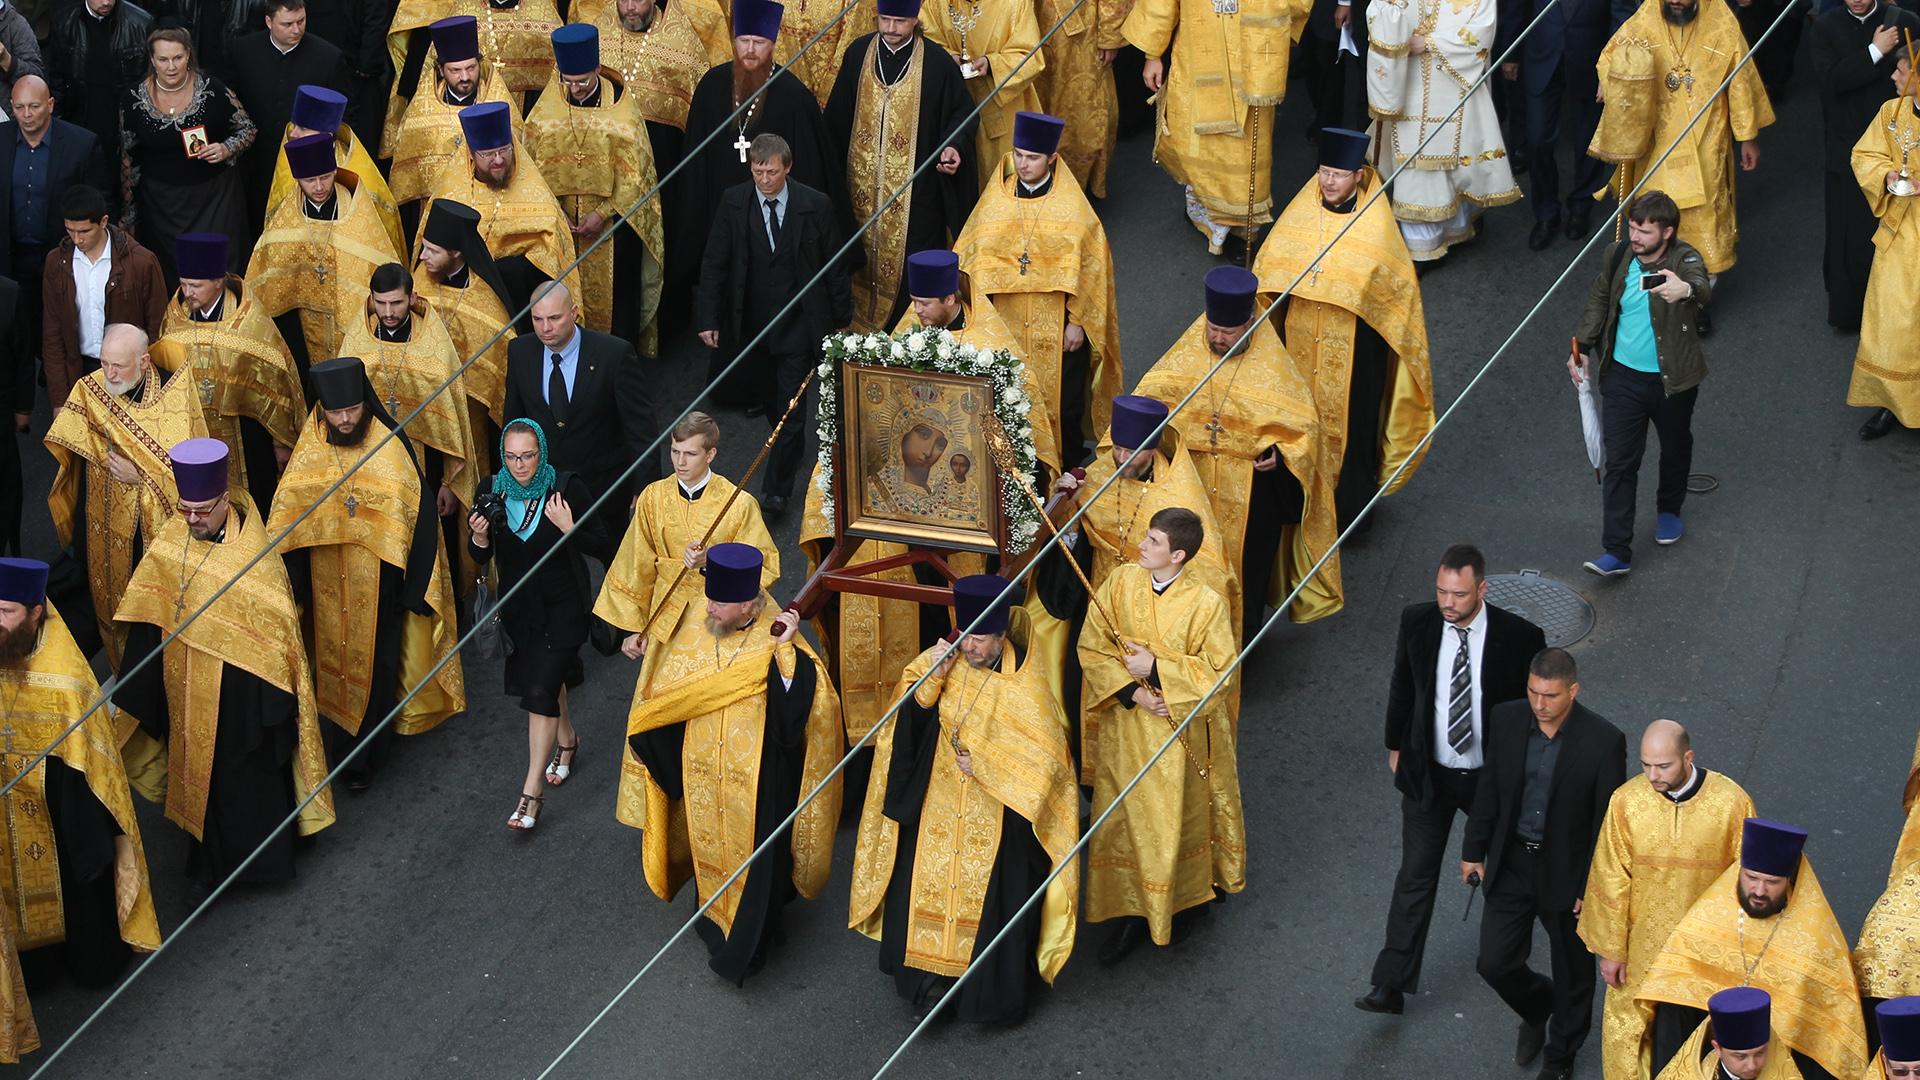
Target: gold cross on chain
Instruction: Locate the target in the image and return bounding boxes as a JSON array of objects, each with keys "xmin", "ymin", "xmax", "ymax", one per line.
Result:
[{"xmin": 1204, "ymin": 413, "xmax": 1226, "ymax": 447}]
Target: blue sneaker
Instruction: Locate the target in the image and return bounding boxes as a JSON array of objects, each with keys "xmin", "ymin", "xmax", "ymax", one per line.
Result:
[
  {"xmin": 1655, "ymin": 513, "xmax": 1684, "ymax": 545},
  {"xmin": 1583, "ymin": 553, "xmax": 1631, "ymax": 577}
]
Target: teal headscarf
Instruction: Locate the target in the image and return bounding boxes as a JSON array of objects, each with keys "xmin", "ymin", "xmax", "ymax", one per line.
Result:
[{"xmin": 495, "ymin": 418, "xmax": 556, "ymax": 541}]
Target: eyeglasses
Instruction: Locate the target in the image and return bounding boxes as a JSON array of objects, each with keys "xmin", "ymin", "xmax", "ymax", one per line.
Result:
[
  {"xmin": 177, "ymin": 495, "xmax": 226, "ymax": 519},
  {"xmin": 502, "ymin": 450, "xmax": 540, "ymax": 465},
  {"xmin": 1888, "ymin": 1067, "xmax": 1920, "ymax": 1078}
]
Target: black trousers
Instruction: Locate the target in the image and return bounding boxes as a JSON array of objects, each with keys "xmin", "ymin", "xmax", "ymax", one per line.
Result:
[
  {"xmin": 1600, "ymin": 362, "xmax": 1698, "ymax": 562},
  {"xmin": 9, "ymin": 247, "xmax": 47, "ymax": 414},
  {"xmin": 1372, "ymin": 764, "xmax": 1480, "ymax": 992},
  {"xmin": 755, "ymin": 338, "xmax": 815, "ymax": 498},
  {"xmin": 1521, "ymin": 56, "xmax": 1607, "ymax": 222},
  {"xmin": 1298, "ymin": 26, "xmax": 1369, "ymax": 133},
  {"xmin": 1475, "ymin": 840, "xmax": 1595, "ymax": 1070},
  {"xmin": 1058, "ymin": 340, "xmax": 1092, "ymax": 467},
  {"xmin": 1824, "ymin": 166, "xmax": 1877, "ymax": 330}
]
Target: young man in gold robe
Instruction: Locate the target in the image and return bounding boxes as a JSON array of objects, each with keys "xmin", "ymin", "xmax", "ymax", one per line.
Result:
[
  {"xmin": 44, "ymin": 325, "xmax": 208, "ymax": 667},
  {"xmin": 1635, "ymin": 819, "xmax": 1869, "ymax": 1080},
  {"xmin": 953, "ymin": 111, "xmax": 1119, "ymax": 462},
  {"xmin": 425, "ymin": 102, "xmax": 581, "ymax": 318},
  {"xmin": 847, "ymin": 575, "xmax": 1079, "ymax": 1023},
  {"xmin": 268, "ymin": 359, "xmax": 465, "ymax": 792},
  {"xmin": 1579, "ymin": 719, "xmax": 1753, "ymax": 1080},
  {"xmin": 616, "ymin": 543, "xmax": 844, "ymax": 985},
  {"xmin": 266, "ymin": 86, "xmax": 405, "ymax": 259},
  {"xmin": 1078, "ymin": 506, "xmax": 1244, "ymax": 966},
  {"xmin": 1593, "ymin": 0, "xmax": 1773, "ymax": 278},
  {"xmin": 1133, "ymin": 265, "xmax": 1338, "ymax": 639},
  {"xmin": 1847, "ymin": 57, "xmax": 1920, "ymax": 443},
  {"xmin": 158, "ymin": 233, "xmax": 303, "ymax": 517},
  {"xmin": 384, "ymin": 0, "xmax": 560, "ymax": 153},
  {"xmin": 1253, "ymin": 128, "xmax": 1435, "ymax": 532},
  {"xmin": 522, "ymin": 25, "xmax": 665, "ymax": 350},
  {"xmin": 114, "ymin": 440, "xmax": 335, "ymax": 896},
  {"xmin": 413, "ymin": 199, "xmax": 515, "ymax": 451},
  {"xmin": 919, "ymin": 0, "xmax": 1047, "ymax": 189},
  {"xmin": 1864, "ymin": 1000, "xmax": 1920, "ymax": 1080},
  {"xmin": 0, "ymin": 558, "xmax": 161, "ymax": 993},
  {"xmin": 1123, "ymin": 0, "xmax": 1304, "ymax": 253},
  {"xmin": 1654, "ymin": 987, "xmax": 1804, "ymax": 1080},
  {"xmin": 247, "ymin": 134, "xmax": 404, "ymax": 373},
  {"xmin": 384, "ymin": 17, "xmax": 522, "ymax": 221}
]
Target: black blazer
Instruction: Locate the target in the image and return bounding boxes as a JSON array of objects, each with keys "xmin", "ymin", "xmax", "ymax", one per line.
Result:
[
  {"xmin": 0, "ymin": 119, "xmax": 108, "ymax": 263},
  {"xmin": 694, "ymin": 178, "xmax": 853, "ymax": 353},
  {"xmin": 1462, "ymin": 700, "xmax": 1627, "ymax": 909},
  {"xmin": 467, "ymin": 471, "xmax": 615, "ymax": 651},
  {"xmin": 1811, "ymin": 2, "xmax": 1920, "ymax": 175},
  {"xmin": 1384, "ymin": 601, "xmax": 1547, "ymax": 808},
  {"xmin": 502, "ymin": 328, "xmax": 659, "ymax": 508}
]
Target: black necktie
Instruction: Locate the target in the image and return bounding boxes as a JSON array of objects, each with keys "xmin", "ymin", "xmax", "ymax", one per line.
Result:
[
  {"xmin": 764, "ymin": 198, "xmax": 780, "ymax": 250},
  {"xmin": 548, "ymin": 353, "xmax": 570, "ymax": 425}
]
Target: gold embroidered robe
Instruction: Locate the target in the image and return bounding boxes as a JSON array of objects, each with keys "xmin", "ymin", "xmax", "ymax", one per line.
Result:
[
  {"xmin": 267, "ymin": 125, "xmax": 406, "ymax": 259},
  {"xmin": 840, "ymin": 33, "xmax": 941, "ymax": 334},
  {"xmin": 422, "ymin": 144, "xmax": 583, "ymax": 303},
  {"xmin": 580, "ymin": 0, "xmax": 734, "ymax": 133},
  {"xmin": 1253, "ymin": 170, "xmax": 1436, "ymax": 499},
  {"xmin": 267, "ymin": 413, "xmax": 465, "ymax": 736},
  {"xmin": 1035, "ymin": 0, "xmax": 1123, "ymax": 197},
  {"xmin": 1122, "ymin": 0, "xmax": 1307, "ymax": 227},
  {"xmin": 1133, "ymin": 314, "xmax": 1339, "ymax": 625},
  {"xmin": 1848, "ymin": 97, "xmax": 1920, "ymax": 426},
  {"xmin": 1635, "ymin": 858, "xmax": 1869, "ymax": 1080},
  {"xmin": 44, "ymin": 364, "xmax": 208, "ymax": 667},
  {"xmin": 0, "ymin": 920, "xmax": 34, "ymax": 1064},
  {"xmin": 335, "ymin": 301, "xmax": 480, "ymax": 505},
  {"xmin": 113, "ymin": 496, "xmax": 337, "ymax": 840},
  {"xmin": 383, "ymin": 0, "xmax": 563, "ymax": 151},
  {"xmin": 616, "ymin": 597, "xmax": 845, "ymax": 937},
  {"xmin": 1079, "ymin": 563, "xmax": 1244, "ymax": 942},
  {"xmin": 799, "ymin": 482, "xmax": 922, "ymax": 743},
  {"xmin": 385, "ymin": 65, "xmax": 521, "ymax": 207},
  {"xmin": 771, "ymin": 0, "xmax": 876, "ymax": 106},
  {"xmin": 847, "ymin": 637, "xmax": 1080, "ymax": 981},
  {"xmin": 521, "ymin": 74, "xmax": 665, "ymax": 349},
  {"xmin": 157, "ymin": 282, "xmax": 303, "ymax": 496},
  {"xmin": 0, "ymin": 607, "xmax": 162, "ymax": 964},
  {"xmin": 1594, "ymin": 0, "xmax": 1774, "ymax": 273},
  {"xmin": 1653, "ymin": 1030, "xmax": 1806, "ymax": 1080},
  {"xmin": 246, "ymin": 178, "xmax": 405, "ymax": 364},
  {"xmin": 1578, "ymin": 771, "xmax": 1754, "ymax": 1080},
  {"xmin": 921, "ymin": 0, "xmax": 1048, "ymax": 189},
  {"xmin": 1853, "ymin": 799, "xmax": 1920, "ymax": 1002},
  {"xmin": 413, "ymin": 267, "xmax": 514, "ymax": 428},
  {"xmin": 953, "ymin": 156, "xmax": 1122, "ymax": 449},
  {"xmin": 595, "ymin": 472, "xmax": 779, "ymax": 651}
]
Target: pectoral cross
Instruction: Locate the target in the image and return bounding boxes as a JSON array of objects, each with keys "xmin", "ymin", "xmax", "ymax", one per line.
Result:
[
  {"xmin": 175, "ymin": 589, "xmax": 187, "ymax": 619},
  {"xmin": 1204, "ymin": 412, "xmax": 1226, "ymax": 447},
  {"xmin": 734, "ymin": 132, "xmax": 752, "ymax": 162},
  {"xmin": 1212, "ymin": 0, "xmax": 1238, "ymax": 13},
  {"xmin": 198, "ymin": 377, "xmax": 215, "ymax": 406},
  {"xmin": 1018, "ymin": 250, "xmax": 1031, "ymax": 275},
  {"xmin": 313, "ymin": 262, "xmax": 329, "ymax": 283},
  {"xmin": 386, "ymin": 395, "xmax": 400, "ymax": 414},
  {"xmin": 345, "ymin": 493, "xmax": 358, "ymax": 517}
]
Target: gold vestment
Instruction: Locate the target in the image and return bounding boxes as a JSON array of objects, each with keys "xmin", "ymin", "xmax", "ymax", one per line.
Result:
[
  {"xmin": 1079, "ymin": 563, "xmax": 1245, "ymax": 942},
  {"xmin": 1035, "ymin": 0, "xmax": 1123, "ymax": 196},
  {"xmin": 1853, "ymin": 799, "xmax": 1920, "ymax": 1002},
  {"xmin": 383, "ymin": 0, "xmax": 563, "ymax": 149},
  {"xmin": 579, "ymin": 1, "xmax": 734, "ymax": 132},
  {"xmin": 594, "ymin": 471, "xmax": 780, "ymax": 651},
  {"xmin": 1653, "ymin": 1029, "xmax": 1805, "ymax": 1080},
  {"xmin": 246, "ymin": 178, "xmax": 404, "ymax": 363},
  {"xmin": 413, "ymin": 268, "xmax": 513, "ymax": 428},
  {"xmin": 385, "ymin": 66, "xmax": 520, "ymax": 206},
  {"xmin": 1579, "ymin": 771, "xmax": 1754, "ymax": 1080},
  {"xmin": 423, "ymin": 145, "xmax": 582, "ymax": 303},
  {"xmin": 266, "ymin": 125, "xmax": 406, "ymax": 259},
  {"xmin": 335, "ymin": 301, "xmax": 480, "ymax": 506},
  {"xmin": 1848, "ymin": 96, "xmax": 1920, "ymax": 426},
  {"xmin": 0, "ymin": 920, "xmax": 34, "ymax": 1064},
  {"xmin": 157, "ymin": 282, "xmax": 303, "ymax": 496},
  {"xmin": 844, "ymin": 34, "xmax": 932, "ymax": 334},
  {"xmin": 920, "ymin": 0, "xmax": 1048, "ymax": 189}
]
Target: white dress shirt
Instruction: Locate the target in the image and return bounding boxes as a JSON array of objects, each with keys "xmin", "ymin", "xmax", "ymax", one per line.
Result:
[
  {"xmin": 72, "ymin": 236, "xmax": 113, "ymax": 359},
  {"xmin": 1431, "ymin": 602, "xmax": 1489, "ymax": 769}
]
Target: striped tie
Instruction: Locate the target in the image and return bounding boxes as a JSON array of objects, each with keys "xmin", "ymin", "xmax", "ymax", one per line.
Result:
[{"xmin": 1446, "ymin": 625, "xmax": 1474, "ymax": 755}]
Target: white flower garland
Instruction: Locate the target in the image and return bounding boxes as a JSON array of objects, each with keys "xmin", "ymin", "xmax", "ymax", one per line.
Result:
[{"xmin": 814, "ymin": 326, "xmax": 1041, "ymax": 553}]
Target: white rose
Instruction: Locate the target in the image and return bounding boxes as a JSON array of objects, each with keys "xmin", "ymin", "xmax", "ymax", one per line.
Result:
[
  {"xmin": 1015, "ymin": 398, "xmax": 1031, "ymax": 416},
  {"xmin": 907, "ymin": 335, "xmax": 926, "ymax": 355},
  {"xmin": 935, "ymin": 342, "xmax": 953, "ymax": 360},
  {"xmin": 959, "ymin": 344, "xmax": 979, "ymax": 362},
  {"xmin": 999, "ymin": 386, "xmax": 1020, "ymax": 405},
  {"xmin": 864, "ymin": 334, "xmax": 885, "ymax": 352}
]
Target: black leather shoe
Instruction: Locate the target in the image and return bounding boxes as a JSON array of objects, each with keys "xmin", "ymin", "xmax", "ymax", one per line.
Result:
[
  {"xmin": 743, "ymin": 402, "xmax": 766, "ymax": 418},
  {"xmin": 760, "ymin": 493, "xmax": 788, "ymax": 517},
  {"xmin": 1097, "ymin": 919, "xmax": 1150, "ymax": 966},
  {"xmin": 1861, "ymin": 407, "xmax": 1898, "ymax": 441},
  {"xmin": 1353, "ymin": 985, "xmax": 1404, "ymax": 1014},
  {"xmin": 1565, "ymin": 205, "xmax": 1592, "ymax": 239},
  {"xmin": 1516, "ymin": 1019, "xmax": 1549, "ymax": 1066},
  {"xmin": 1528, "ymin": 219, "xmax": 1560, "ymax": 251},
  {"xmin": 1535, "ymin": 1065, "xmax": 1573, "ymax": 1080}
]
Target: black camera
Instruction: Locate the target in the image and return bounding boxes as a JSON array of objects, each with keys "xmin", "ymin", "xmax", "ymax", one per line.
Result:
[{"xmin": 473, "ymin": 491, "xmax": 509, "ymax": 533}]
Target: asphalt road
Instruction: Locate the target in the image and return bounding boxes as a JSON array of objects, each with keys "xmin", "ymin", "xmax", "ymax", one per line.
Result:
[{"xmin": 9, "ymin": 45, "xmax": 1919, "ymax": 1080}]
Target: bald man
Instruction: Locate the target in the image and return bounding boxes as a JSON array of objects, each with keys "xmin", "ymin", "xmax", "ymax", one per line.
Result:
[
  {"xmin": 1578, "ymin": 720, "xmax": 1757, "ymax": 1080},
  {"xmin": 502, "ymin": 281, "xmax": 658, "ymax": 515}
]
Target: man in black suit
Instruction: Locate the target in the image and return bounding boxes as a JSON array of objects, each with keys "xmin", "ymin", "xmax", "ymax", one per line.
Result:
[
  {"xmin": 503, "ymin": 282, "xmax": 660, "ymax": 520},
  {"xmin": 696, "ymin": 132, "xmax": 853, "ymax": 518},
  {"xmin": 1358, "ymin": 543, "xmax": 1548, "ymax": 1016},
  {"xmin": 1461, "ymin": 647, "xmax": 1625, "ymax": 1080},
  {"xmin": 1298, "ymin": 0, "xmax": 1369, "ymax": 135},
  {"xmin": 226, "ymin": 0, "xmax": 346, "ymax": 224},
  {"xmin": 1501, "ymin": 0, "xmax": 1615, "ymax": 249}
]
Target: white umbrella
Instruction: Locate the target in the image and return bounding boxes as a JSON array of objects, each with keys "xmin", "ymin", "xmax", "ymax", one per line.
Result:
[{"xmin": 1570, "ymin": 343, "xmax": 1603, "ymax": 481}]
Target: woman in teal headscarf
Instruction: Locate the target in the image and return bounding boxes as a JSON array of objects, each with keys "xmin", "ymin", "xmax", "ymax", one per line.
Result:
[{"xmin": 468, "ymin": 418, "xmax": 613, "ymax": 831}]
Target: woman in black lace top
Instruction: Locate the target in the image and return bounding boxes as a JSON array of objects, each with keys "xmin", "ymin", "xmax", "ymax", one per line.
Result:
[{"xmin": 119, "ymin": 25, "xmax": 255, "ymax": 286}]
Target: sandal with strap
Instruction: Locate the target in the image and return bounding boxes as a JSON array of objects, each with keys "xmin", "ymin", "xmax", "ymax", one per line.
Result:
[
  {"xmin": 546, "ymin": 741, "xmax": 580, "ymax": 787},
  {"xmin": 507, "ymin": 792, "xmax": 544, "ymax": 831}
]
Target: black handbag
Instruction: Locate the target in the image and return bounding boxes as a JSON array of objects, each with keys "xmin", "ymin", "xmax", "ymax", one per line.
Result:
[{"xmin": 470, "ymin": 572, "xmax": 508, "ymax": 659}]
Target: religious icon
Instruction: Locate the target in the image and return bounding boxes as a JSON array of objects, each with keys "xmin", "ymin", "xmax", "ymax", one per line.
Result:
[
  {"xmin": 841, "ymin": 365, "xmax": 1002, "ymax": 552},
  {"xmin": 181, "ymin": 125, "xmax": 209, "ymax": 158}
]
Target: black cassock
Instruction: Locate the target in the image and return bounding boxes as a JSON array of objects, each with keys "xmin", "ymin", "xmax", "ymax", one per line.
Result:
[
  {"xmin": 628, "ymin": 649, "xmax": 821, "ymax": 985},
  {"xmin": 1275, "ymin": 288, "xmax": 1387, "ymax": 533},
  {"xmin": 225, "ymin": 30, "xmax": 348, "ymax": 225},
  {"xmin": 876, "ymin": 646, "xmax": 1049, "ymax": 1024},
  {"xmin": 1811, "ymin": 2, "xmax": 1920, "ymax": 331},
  {"xmin": 823, "ymin": 32, "xmax": 980, "ymax": 327},
  {"xmin": 14, "ymin": 756, "xmax": 132, "ymax": 990}
]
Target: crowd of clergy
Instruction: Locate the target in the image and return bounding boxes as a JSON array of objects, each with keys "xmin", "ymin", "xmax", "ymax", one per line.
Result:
[{"xmin": 1, "ymin": 0, "xmax": 1919, "ymax": 1064}]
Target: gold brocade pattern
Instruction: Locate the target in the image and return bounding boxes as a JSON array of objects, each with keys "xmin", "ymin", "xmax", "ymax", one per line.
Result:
[
  {"xmin": 413, "ymin": 272, "xmax": 513, "ymax": 425},
  {"xmin": 1254, "ymin": 171, "xmax": 1435, "ymax": 495},
  {"xmin": 0, "ymin": 919, "xmax": 35, "ymax": 1064},
  {"xmin": 1653, "ymin": 1029, "xmax": 1806, "ymax": 1080},
  {"xmin": 1133, "ymin": 315, "xmax": 1340, "ymax": 625},
  {"xmin": 268, "ymin": 128, "xmax": 406, "ymax": 258},
  {"xmin": 423, "ymin": 145, "xmax": 582, "ymax": 303},
  {"xmin": 1853, "ymin": 799, "xmax": 1920, "ymax": 1000},
  {"xmin": 1035, "ymin": 0, "xmax": 1119, "ymax": 196},
  {"xmin": 157, "ymin": 284, "xmax": 304, "ymax": 493},
  {"xmin": 847, "ymin": 641, "xmax": 1080, "ymax": 982},
  {"xmin": 0, "ymin": 608, "xmax": 161, "ymax": 956},
  {"xmin": 771, "ymin": 0, "xmax": 875, "ymax": 107},
  {"xmin": 890, "ymin": 299, "xmax": 1063, "ymax": 472},
  {"xmin": 845, "ymin": 36, "xmax": 925, "ymax": 334},
  {"xmin": 114, "ymin": 500, "xmax": 337, "ymax": 840},
  {"xmin": 921, "ymin": 0, "xmax": 1049, "ymax": 189},
  {"xmin": 522, "ymin": 73, "xmax": 664, "ymax": 347},
  {"xmin": 1634, "ymin": 858, "xmax": 1868, "ymax": 1080},
  {"xmin": 246, "ymin": 180, "xmax": 405, "ymax": 363},
  {"xmin": 797, "ymin": 513, "xmax": 921, "ymax": 741},
  {"xmin": 336, "ymin": 302, "xmax": 479, "ymax": 505},
  {"xmin": 954, "ymin": 156, "xmax": 1123, "ymax": 446},
  {"xmin": 582, "ymin": 1, "xmax": 734, "ymax": 131},
  {"xmin": 1577, "ymin": 773, "xmax": 1753, "ymax": 1080},
  {"xmin": 268, "ymin": 415, "xmax": 465, "ymax": 736},
  {"xmin": 383, "ymin": 0, "xmax": 562, "ymax": 152},
  {"xmin": 1596, "ymin": 0, "xmax": 1774, "ymax": 273},
  {"xmin": 594, "ymin": 473, "xmax": 780, "ymax": 649},
  {"xmin": 385, "ymin": 66, "xmax": 520, "ymax": 205},
  {"xmin": 44, "ymin": 367, "xmax": 208, "ymax": 667},
  {"xmin": 1078, "ymin": 564, "xmax": 1245, "ymax": 942},
  {"xmin": 1848, "ymin": 96, "xmax": 1920, "ymax": 425}
]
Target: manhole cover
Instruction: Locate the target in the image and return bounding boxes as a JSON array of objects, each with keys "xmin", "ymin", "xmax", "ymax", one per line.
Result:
[{"xmin": 1485, "ymin": 570, "xmax": 1595, "ymax": 648}]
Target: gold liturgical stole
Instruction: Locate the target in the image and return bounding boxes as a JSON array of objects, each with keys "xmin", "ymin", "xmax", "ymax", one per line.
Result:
[
  {"xmin": 246, "ymin": 178, "xmax": 404, "ymax": 363},
  {"xmin": 586, "ymin": 0, "xmax": 733, "ymax": 130},
  {"xmin": 335, "ymin": 302, "xmax": 479, "ymax": 505},
  {"xmin": 594, "ymin": 472, "xmax": 779, "ymax": 650},
  {"xmin": 845, "ymin": 35, "xmax": 924, "ymax": 334},
  {"xmin": 157, "ymin": 283, "xmax": 304, "ymax": 493}
]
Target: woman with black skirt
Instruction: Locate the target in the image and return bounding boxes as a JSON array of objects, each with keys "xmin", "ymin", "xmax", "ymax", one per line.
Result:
[{"xmin": 468, "ymin": 419, "xmax": 611, "ymax": 831}]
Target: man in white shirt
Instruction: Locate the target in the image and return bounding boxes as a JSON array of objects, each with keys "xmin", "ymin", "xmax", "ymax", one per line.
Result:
[{"xmin": 40, "ymin": 182, "xmax": 165, "ymax": 409}]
